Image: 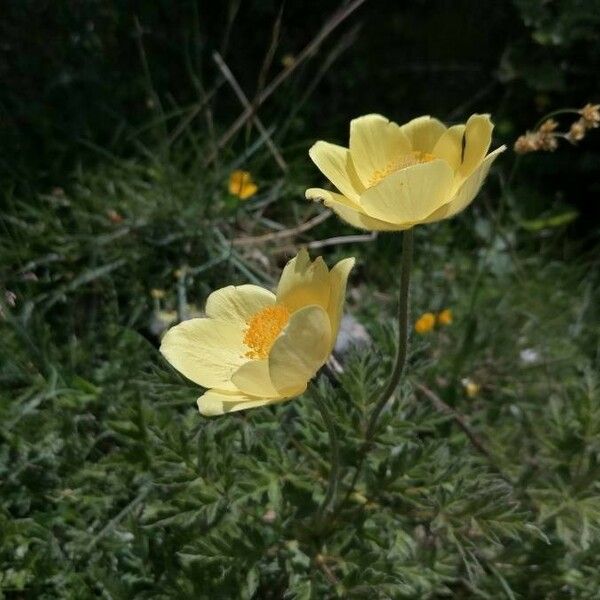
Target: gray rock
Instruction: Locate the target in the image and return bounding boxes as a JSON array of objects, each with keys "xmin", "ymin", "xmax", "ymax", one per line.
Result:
[{"xmin": 334, "ymin": 314, "xmax": 371, "ymax": 356}]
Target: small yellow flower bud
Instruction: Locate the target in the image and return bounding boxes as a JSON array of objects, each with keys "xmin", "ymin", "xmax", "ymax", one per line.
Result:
[
  {"xmin": 437, "ymin": 308, "xmax": 453, "ymax": 326},
  {"xmin": 461, "ymin": 377, "xmax": 480, "ymax": 398},
  {"xmin": 415, "ymin": 312, "xmax": 436, "ymax": 334},
  {"xmin": 228, "ymin": 170, "xmax": 258, "ymax": 200},
  {"xmin": 150, "ymin": 288, "xmax": 166, "ymax": 300}
]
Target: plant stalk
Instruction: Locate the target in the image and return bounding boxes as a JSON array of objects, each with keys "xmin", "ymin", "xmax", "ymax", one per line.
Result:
[
  {"xmin": 365, "ymin": 228, "xmax": 414, "ymax": 440},
  {"xmin": 340, "ymin": 228, "xmax": 414, "ymax": 507}
]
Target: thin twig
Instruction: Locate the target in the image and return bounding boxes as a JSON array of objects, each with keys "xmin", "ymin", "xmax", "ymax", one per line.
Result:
[
  {"xmin": 232, "ymin": 210, "xmax": 331, "ymax": 246},
  {"xmin": 255, "ymin": 4, "xmax": 284, "ymax": 99},
  {"xmin": 414, "ymin": 382, "xmax": 517, "ymax": 487},
  {"xmin": 213, "ymin": 52, "xmax": 287, "ymax": 172},
  {"xmin": 276, "ymin": 25, "xmax": 360, "ymax": 143},
  {"xmin": 203, "ymin": 0, "xmax": 368, "ymax": 165},
  {"xmin": 166, "ymin": 80, "xmax": 225, "ymax": 148},
  {"xmin": 133, "ymin": 17, "xmax": 168, "ymax": 146},
  {"xmin": 307, "ymin": 232, "xmax": 377, "ymax": 249},
  {"xmin": 413, "ymin": 382, "xmax": 493, "ymax": 461}
]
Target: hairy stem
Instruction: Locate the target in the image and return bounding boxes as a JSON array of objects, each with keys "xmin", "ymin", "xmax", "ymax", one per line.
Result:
[
  {"xmin": 365, "ymin": 228, "xmax": 414, "ymax": 440},
  {"xmin": 341, "ymin": 228, "xmax": 414, "ymax": 506}
]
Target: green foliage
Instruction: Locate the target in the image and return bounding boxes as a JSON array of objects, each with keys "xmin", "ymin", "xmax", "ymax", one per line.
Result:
[
  {"xmin": 2, "ymin": 139, "xmax": 599, "ymax": 597},
  {"xmin": 2, "ymin": 2, "xmax": 600, "ymax": 597}
]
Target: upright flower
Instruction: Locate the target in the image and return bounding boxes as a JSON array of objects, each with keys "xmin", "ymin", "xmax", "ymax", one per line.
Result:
[
  {"xmin": 228, "ymin": 170, "xmax": 258, "ymax": 200},
  {"xmin": 437, "ymin": 308, "xmax": 453, "ymax": 326},
  {"xmin": 414, "ymin": 312, "xmax": 435, "ymax": 334},
  {"xmin": 160, "ymin": 250, "xmax": 354, "ymax": 416},
  {"xmin": 306, "ymin": 113, "xmax": 505, "ymax": 230}
]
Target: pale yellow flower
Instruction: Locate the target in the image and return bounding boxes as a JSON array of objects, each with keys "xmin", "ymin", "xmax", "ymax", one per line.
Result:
[
  {"xmin": 437, "ymin": 308, "xmax": 453, "ymax": 326},
  {"xmin": 461, "ymin": 377, "xmax": 480, "ymax": 398},
  {"xmin": 306, "ymin": 113, "xmax": 505, "ymax": 230},
  {"xmin": 160, "ymin": 250, "xmax": 355, "ymax": 416},
  {"xmin": 415, "ymin": 312, "xmax": 436, "ymax": 334},
  {"xmin": 228, "ymin": 170, "xmax": 258, "ymax": 200}
]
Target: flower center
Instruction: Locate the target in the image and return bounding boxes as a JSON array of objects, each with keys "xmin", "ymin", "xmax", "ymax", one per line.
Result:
[
  {"xmin": 367, "ymin": 150, "xmax": 436, "ymax": 187},
  {"xmin": 243, "ymin": 304, "xmax": 291, "ymax": 359}
]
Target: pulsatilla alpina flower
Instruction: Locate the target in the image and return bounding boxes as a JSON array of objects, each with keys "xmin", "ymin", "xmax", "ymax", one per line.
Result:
[
  {"xmin": 306, "ymin": 114, "xmax": 505, "ymax": 230},
  {"xmin": 160, "ymin": 250, "xmax": 355, "ymax": 416},
  {"xmin": 228, "ymin": 169, "xmax": 258, "ymax": 200}
]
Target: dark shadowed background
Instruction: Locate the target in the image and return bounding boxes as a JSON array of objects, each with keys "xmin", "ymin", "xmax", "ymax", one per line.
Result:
[{"xmin": 2, "ymin": 0, "xmax": 599, "ymax": 225}]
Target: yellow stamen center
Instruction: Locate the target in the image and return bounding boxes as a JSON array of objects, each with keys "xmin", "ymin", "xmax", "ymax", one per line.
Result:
[
  {"xmin": 243, "ymin": 304, "xmax": 290, "ymax": 359},
  {"xmin": 367, "ymin": 150, "xmax": 436, "ymax": 187}
]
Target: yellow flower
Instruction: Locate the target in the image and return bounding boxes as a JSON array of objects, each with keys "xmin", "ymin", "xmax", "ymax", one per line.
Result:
[
  {"xmin": 160, "ymin": 250, "xmax": 355, "ymax": 416},
  {"xmin": 415, "ymin": 312, "xmax": 436, "ymax": 334},
  {"xmin": 437, "ymin": 308, "xmax": 453, "ymax": 326},
  {"xmin": 461, "ymin": 377, "xmax": 480, "ymax": 398},
  {"xmin": 228, "ymin": 170, "xmax": 258, "ymax": 200},
  {"xmin": 305, "ymin": 114, "xmax": 505, "ymax": 230}
]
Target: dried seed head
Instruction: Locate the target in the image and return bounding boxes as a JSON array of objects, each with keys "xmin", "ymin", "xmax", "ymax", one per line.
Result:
[
  {"xmin": 567, "ymin": 119, "xmax": 587, "ymax": 143},
  {"xmin": 579, "ymin": 103, "xmax": 600, "ymax": 127},
  {"xmin": 514, "ymin": 132, "xmax": 542, "ymax": 154},
  {"xmin": 539, "ymin": 118, "xmax": 558, "ymax": 133},
  {"xmin": 538, "ymin": 133, "xmax": 558, "ymax": 152}
]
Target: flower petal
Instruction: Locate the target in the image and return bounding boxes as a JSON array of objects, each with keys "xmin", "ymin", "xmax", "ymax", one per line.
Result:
[
  {"xmin": 425, "ymin": 146, "xmax": 505, "ymax": 221},
  {"xmin": 205, "ymin": 284, "xmax": 275, "ymax": 325},
  {"xmin": 432, "ymin": 124, "xmax": 466, "ymax": 172},
  {"xmin": 231, "ymin": 359, "xmax": 281, "ymax": 398},
  {"xmin": 400, "ymin": 116, "xmax": 447, "ymax": 152},
  {"xmin": 276, "ymin": 249, "xmax": 331, "ymax": 313},
  {"xmin": 359, "ymin": 159, "xmax": 454, "ymax": 225},
  {"xmin": 306, "ymin": 188, "xmax": 402, "ymax": 231},
  {"xmin": 238, "ymin": 183, "xmax": 258, "ymax": 200},
  {"xmin": 326, "ymin": 257, "xmax": 355, "ymax": 350},
  {"xmin": 160, "ymin": 318, "xmax": 245, "ymax": 390},
  {"xmin": 459, "ymin": 114, "xmax": 493, "ymax": 178},
  {"xmin": 349, "ymin": 114, "xmax": 412, "ymax": 187},
  {"xmin": 308, "ymin": 141, "xmax": 365, "ymax": 202},
  {"xmin": 197, "ymin": 388, "xmax": 293, "ymax": 416},
  {"xmin": 269, "ymin": 305, "xmax": 331, "ymax": 395}
]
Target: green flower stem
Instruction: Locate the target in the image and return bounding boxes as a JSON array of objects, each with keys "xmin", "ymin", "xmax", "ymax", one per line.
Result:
[
  {"xmin": 314, "ymin": 392, "xmax": 340, "ymax": 518},
  {"xmin": 339, "ymin": 228, "xmax": 414, "ymax": 508},
  {"xmin": 533, "ymin": 108, "xmax": 580, "ymax": 131},
  {"xmin": 364, "ymin": 228, "xmax": 414, "ymax": 441}
]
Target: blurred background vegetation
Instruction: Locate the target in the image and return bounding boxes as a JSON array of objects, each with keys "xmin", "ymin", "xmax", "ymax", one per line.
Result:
[
  {"xmin": 1, "ymin": 0, "xmax": 600, "ymax": 598},
  {"xmin": 2, "ymin": 0, "xmax": 599, "ymax": 224}
]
